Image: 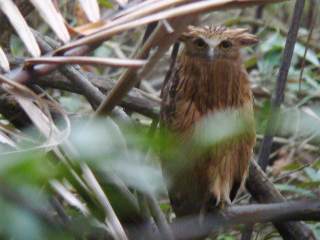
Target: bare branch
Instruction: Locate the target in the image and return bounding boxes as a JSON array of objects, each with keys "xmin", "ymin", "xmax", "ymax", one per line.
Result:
[
  {"xmin": 170, "ymin": 199, "xmax": 320, "ymax": 240},
  {"xmin": 58, "ymin": 0, "xmax": 288, "ymax": 53},
  {"xmin": 258, "ymin": 0, "xmax": 306, "ymax": 170},
  {"xmin": 247, "ymin": 160, "xmax": 316, "ymax": 239},
  {"xmin": 25, "ymin": 56, "xmax": 146, "ymax": 68},
  {"xmin": 95, "ymin": 16, "xmax": 197, "ymax": 116}
]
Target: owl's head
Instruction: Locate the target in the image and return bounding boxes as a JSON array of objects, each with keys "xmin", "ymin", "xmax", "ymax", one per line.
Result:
[{"xmin": 179, "ymin": 25, "xmax": 258, "ymax": 61}]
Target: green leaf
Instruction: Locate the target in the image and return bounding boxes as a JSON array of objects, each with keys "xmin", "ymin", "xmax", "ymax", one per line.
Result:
[
  {"xmin": 309, "ymin": 223, "xmax": 320, "ymax": 239},
  {"xmin": 275, "ymin": 183, "xmax": 316, "ymax": 197},
  {"xmin": 283, "ymin": 162, "xmax": 302, "ymax": 171},
  {"xmin": 217, "ymin": 234, "xmax": 236, "ymax": 240},
  {"xmin": 255, "ymin": 100, "xmax": 271, "ymax": 134},
  {"xmin": 0, "ymin": 151, "xmax": 60, "ymax": 187},
  {"xmin": 0, "ymin": 201, "xmax": 44, "ymax": 240},
  {"xmin": 258, "ymin": 48, "xmax": 281, "ymax": 76},
  {"xmin": 244, "ymin": 56, "xmax": 257, "ymax": 69},
  {"xmin": 98, "ymin": 0, "xmax": 113, "ymax": 8},
  {"xmin": 60, "ymin": 96, "xmax": 82, "ymax": 112},
  {"xmin": 297, "ymin": 181, "xmax": 320, "ymax": 189},
  {"xmin": 304, "ymin": 167, "xmax": 320, "ymax": 181},
  {"xmin": 294, "ymin": 42, "xmax": 320, "ymax": 66},
  {"xmin": 160, "ymin": 202, "xmax": 171, "ymax": 213},
  {"xmin": 260, "ymin": 33, "xmax": 284, "ymax": 53}
]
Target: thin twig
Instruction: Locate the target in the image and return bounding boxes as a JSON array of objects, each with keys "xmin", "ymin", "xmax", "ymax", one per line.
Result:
[
  {"xmin": 252, "ymin": 4, "xmax": 265, "ymax": 33},
  {"xmin": 82, "ymin": 165, "xmax": 129, "ymax": 240},
  {"xmin": 298, "ymin": 4, "xmax": 317, "ymax": 91},
  {"xmin": 146, "ymin": 194, "xmax": 174, "ymax": 240}
]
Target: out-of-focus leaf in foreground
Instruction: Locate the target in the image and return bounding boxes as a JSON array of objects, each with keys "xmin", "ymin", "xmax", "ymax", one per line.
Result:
[
  {"xmin": 277, "ymin": 105, "xmax": 320, "ymax": 141},
  {"xmin": 69, "ymin": 118, "xmax": 166, "ymax": 197}
]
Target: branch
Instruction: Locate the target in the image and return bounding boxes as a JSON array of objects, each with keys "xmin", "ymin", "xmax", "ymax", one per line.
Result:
[
  {"xmin": 0, "ymin": 178, "xmax": 113, "ymax": 239},
  {"xmin": 33, "ymin": 71, "xmax": 160, "ymax": 119},
  {"xmin": 21, "ymin": 67, "xmax": 315, "ymax": 239},
  {"xmin": 258, "ymin": 0, "xmax": 306, "ymax": 170},
  {"xmin": 247, "ymin": 160, "xmax": 316, "ymax": 239},
  {"xmin": 170, "ymin": 200, "xmax": 320, "ymax": 240},
  {"xmin": 0, "ymin": 0, "xmax": 285, "ymax": 88},
  {"xmin": 30, "ymin": 30, "xmax": 130, "ymax": 121},
  {"xmin": 0, "ymin": 69, "xmax": 315, "ymax": 238},
  {"xmin": 94, "ymin": 0, "xmax": 288, "ymax": 116},
  {"xmin": 0, "ymin": 64, "xmax": 316, "ymax": 240},
  {"xmin": 25, "ymin": 56, "xmax": 146, "ymax": 68},
  {"xmin": 95, "ymin": 16, "xmax": 197, "ymax": 116}
]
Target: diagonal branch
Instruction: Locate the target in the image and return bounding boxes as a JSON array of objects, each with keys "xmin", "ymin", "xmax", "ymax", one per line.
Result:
[
  {"xmin": 247, "ymin": 160, "xmax": 315, "ymax": 239},
  {"xmin": 258, "ymin": 0, "xmax": 306, "ymax": 171},
  {"xmin": 93, "ymin": 1, "xmax": 288, "ymax": 116},
  {"xmin": 57, "ymin": 0, "xmax": 288, "ymax": 53},
  {"xmin": 95, "ymin": 16, "xmax": 197, "ymax": 116}
]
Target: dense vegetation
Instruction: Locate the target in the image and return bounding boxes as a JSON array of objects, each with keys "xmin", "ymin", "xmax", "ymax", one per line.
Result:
[{"xmin": 0, "ymin": 0, "xmax": 319, "ymax": 239}]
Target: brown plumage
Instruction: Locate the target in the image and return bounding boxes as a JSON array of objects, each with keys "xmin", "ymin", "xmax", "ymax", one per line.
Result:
[{"xmin": 160, "ymin": 26, "xmax": 258, "ymax": 216}]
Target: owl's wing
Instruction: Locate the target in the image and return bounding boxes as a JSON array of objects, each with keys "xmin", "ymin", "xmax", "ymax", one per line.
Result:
[{"xmin": 160, "ymin": 65, "xmax": 181, "ymax": 130}]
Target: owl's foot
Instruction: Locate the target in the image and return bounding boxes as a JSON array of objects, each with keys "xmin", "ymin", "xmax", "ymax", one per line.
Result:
[
  {"xmin": 207, "ymin": 192, "xmax": 231, "ymax": 209},
  {"xmin": 217, "ymin": 200, "xmax": 231, "ymax": 209}
]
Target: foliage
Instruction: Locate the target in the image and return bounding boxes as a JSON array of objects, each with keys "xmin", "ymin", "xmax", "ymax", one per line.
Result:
[{"xmin": 0, "ymin": 0, "xmax": 319, "ymax": 239}]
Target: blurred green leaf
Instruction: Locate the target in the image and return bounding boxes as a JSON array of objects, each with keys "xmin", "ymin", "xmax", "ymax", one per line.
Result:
[
  {"xmin": 0, "ymin": 151, "xmax": 59, "ymax": 187},
  {"xmin": 0, "ymin": 200, "xmax": 44, "ymax": 240},
  {"xmin": 304, "ymin": 167, "xmax": 320, "ymax": 181},
  {"xmin": 59, "ymin": 96, "xmax": 83, "ymax": 112},
  {"xmin": 275, "ymin": 183, "xmax": 316, "ymax": 197},
  {"xmin": 297, "ymin": 181, "xmax": 320, "ymax": 189},
  {"xmin": 257, "ymin": 48, "xmax": 281, "ymax": 78},
  {"xmin": 260, "ymin": 33, "xmax": 284, "ymax": 53},
  {"xmin": 255, "ymin": 100, "xmax": 271, "ymax": 134},
  {"xmin": 217, "ymin": 234, "xmax": 236, "ymax": 240},
  {"xmin": 245, "ymin": 56, "xmax": 257, "ymax": 69},
  {"xmin": 294, "ymin": 42, "xmax": 320, "ymax": 66},
  {"xmin": 10, "ymin": 34, "xmax": 26, "ymax": 57},
  {"xmin": 98, "ymin": 0, "xmax": 113, "ymax": 8},
  {"xmin": 283, "ymin": 162, "xmax": 302, "ymax": 171},
  {"xmin": 277, "ymin": 106, "xmax": 320, "ymax": 140},
  {"xmin": 193, "ymin": 109, "xmax": 251, "ymax": 148},
  {"xmin": 310, "ymin": 223, "xmax": 320, "ymax": 239},
  {"xmin": 70, "ymin": 119, "xmax": 166, "ymax": 196}
]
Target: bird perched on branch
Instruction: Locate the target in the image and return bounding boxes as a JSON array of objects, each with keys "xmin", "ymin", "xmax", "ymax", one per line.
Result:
[{"xmin": 160, "ymin": 26, "xmax": 258, "ymax": 217}]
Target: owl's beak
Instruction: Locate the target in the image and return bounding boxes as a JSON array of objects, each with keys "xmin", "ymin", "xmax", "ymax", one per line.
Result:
[
  {"xmin": 207, "ymin": 47, "xmax": 215, "ymax": 61},
  {"xmin": 205, "ymin": 39, "xmax": 219, "ymax": 61}
]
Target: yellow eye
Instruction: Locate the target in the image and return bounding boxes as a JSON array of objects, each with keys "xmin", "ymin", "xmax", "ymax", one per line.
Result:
[
  {"xmin": 193, "ymin": 38, "xmax": 207, "ymax": 48},
  {"xmin": 220, "ymin": 40, "xmax": 232, "ymax": 49}
]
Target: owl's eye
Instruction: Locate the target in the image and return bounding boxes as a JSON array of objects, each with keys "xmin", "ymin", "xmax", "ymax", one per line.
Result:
[
  {"xmin": 193, "ymin": 38, "xmax": 207, "ymax": 48},
  {"xmin": 220, "ymin": 40, "xmax": 232, "ymax": 49}
]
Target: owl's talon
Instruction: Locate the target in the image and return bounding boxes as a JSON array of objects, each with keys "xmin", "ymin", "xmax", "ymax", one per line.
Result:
[{"xmin": 218, "ymin": 200, "xmax": 231, "ymax": 209}]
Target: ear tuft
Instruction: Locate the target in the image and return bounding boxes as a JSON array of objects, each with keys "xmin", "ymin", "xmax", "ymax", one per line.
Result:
[
  {"xmin": 179, "ymin": 32, "xmax": 192, "ymax": 42},
  {"xmin": 179, "ymin": 25, "xmax": 194, "ymax": 42},
  {"xmin": 238, "ymin": 33, "xmax": 259, "ymax": 46},
  {"xmin": 179, "ymin": 25, "xmax": 207, "ymax": 42}
]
